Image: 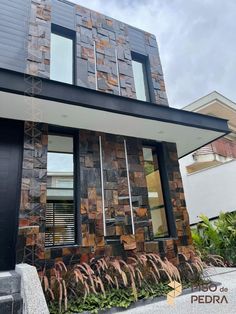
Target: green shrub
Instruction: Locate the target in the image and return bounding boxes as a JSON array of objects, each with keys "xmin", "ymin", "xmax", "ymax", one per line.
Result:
[{"xmin": 191, "ymin": 212, "xmax": 236, "ymax": 266}]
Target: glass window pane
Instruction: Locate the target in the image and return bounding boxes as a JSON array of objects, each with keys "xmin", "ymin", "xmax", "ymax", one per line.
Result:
[
  {"xmin": 143, "ymin": 147, "xmax": 169, "ymax": 238},
  {"xmin": 50, "ymin": 33, "xmax": 73, "ymax": 84},
  {"xmin": 132, "ymin": 59, "xmax": 149, "ymax": 101},
  {"xmin": 46, "ymin": 135, "xmax": 75, "ymax": 246}
]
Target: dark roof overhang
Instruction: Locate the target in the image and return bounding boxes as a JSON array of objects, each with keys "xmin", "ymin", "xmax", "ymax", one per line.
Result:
[{"xmin": 0, "ymin": 68, "xmax": 230, "ymax": 158}]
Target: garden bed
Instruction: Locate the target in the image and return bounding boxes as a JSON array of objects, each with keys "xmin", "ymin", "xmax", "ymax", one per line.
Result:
[{"xmin": 41, "ymin": 252, "xmax": 212, "ymax": 314}]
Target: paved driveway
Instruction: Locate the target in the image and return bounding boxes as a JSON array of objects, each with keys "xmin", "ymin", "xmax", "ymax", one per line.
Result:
[{"xmin": 124, "ymin": 267, "xmax": 236, "ymax": 314}]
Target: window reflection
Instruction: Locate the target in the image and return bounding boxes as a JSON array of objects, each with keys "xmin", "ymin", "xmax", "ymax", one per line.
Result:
[
  {"xmin": 132, "ymin": 59, "xmax": 149, "ymax": 101},
  {"xmin": 143, "ymin": 147, "xmax": 169, "ymax": 238},
  {"xmin": 46, "ymin": 135, "xmax": 75, "ymax": 246},
  {"xmin": 50, "ymin": 33, "xmax": 73, "ymax": 84}
]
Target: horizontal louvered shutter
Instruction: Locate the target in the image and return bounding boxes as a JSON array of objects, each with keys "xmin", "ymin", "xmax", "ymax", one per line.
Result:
[{"xmin": 45, "ymin": 202, "xmax": 75, "ymax": 246}]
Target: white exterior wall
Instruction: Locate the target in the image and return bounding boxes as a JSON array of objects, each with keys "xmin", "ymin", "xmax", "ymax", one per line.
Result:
[{"xmin": 179, "ymin": 156, "xmax": 236, "ymax": 224}]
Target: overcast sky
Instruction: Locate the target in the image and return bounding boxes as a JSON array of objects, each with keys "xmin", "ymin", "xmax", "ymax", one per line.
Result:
[{"xmin": 70, "ymin": 0, "xmax": 236, "ymax": 108}]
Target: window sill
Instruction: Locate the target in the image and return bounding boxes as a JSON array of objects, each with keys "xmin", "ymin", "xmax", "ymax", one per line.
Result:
[
  {"xmin": 45, "ymin": 243, "xmax": 80, "ymax": 250},
  {"xmin": 150, "ymin": 237, "xmax": 178, "ymax": 242}
]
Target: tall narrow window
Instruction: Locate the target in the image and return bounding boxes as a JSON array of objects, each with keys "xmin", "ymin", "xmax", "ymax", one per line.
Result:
[
  {"xmin": 143, "ymin": 147, "xmax": 169, "ymax": 238},
  {"xmin": 45, "ymin": 135, "xmax": 75, "ymax": 246},
  {"xmin": 50, "ymin": 26, "xmax": 74, "ymax": 84},
  {"xmin": 132, "ymin": 55, "xmax": 150, "ymax": 101}
]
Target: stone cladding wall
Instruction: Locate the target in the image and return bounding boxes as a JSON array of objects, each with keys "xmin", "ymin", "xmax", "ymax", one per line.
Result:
[
  {"xmin": 25, "ymin": 0, "xmax": 168, "ymax": 105},
  {"xmin": 17, "ymin": 128, "xmax": 193, "ymax": 269},
  {"xmin": 16, "ymin": 0, "xmax": 193, "ymax": 269}
]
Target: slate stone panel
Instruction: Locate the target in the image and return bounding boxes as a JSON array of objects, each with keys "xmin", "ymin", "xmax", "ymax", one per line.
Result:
[
  {"xmin": 79, "ymin": 131, "xmax": 104, "ymax": 247},
  {"xmin": 16, "ymin": 122, "xmax": 48, "ymax": 269},
  {"xmin": 16, "ymin": 2, "xmax": 194, "ymax": 269},
  {"xmin": 16, "ymin": 127, "xmax": 194, "ymax": 269},
  {"xmin": 26, "ymin": 0, "xmax": 168, "ymax": 105},
  {"xmin": 101, "ymin": 134, "xmax": 132, "ymax": 236}
]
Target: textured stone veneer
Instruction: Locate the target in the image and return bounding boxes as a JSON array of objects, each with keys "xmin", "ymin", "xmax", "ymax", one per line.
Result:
[
  {"xmin": 17, "ymin": 126, "xmax": 193, "ymax": 269},
  {"xmin": 16, "ymin": 0, "xmax": 193, "ymax": 269},
  {"xmin": 17, "ymin": 122, "xmax": 48, "ymax": 268},
  {"xmin": 27, "ymin": 0, "xmax": 51, "ymax": 78},
  {"xmin": 26, "ymin": 0, "xmax": 168, "ymax": 106}
]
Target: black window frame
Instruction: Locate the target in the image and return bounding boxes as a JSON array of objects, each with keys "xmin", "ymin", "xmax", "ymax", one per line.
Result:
[
  {"xmin": 51, "ymin": 24, "xmax": 76, "ymax": 85},
  {"xmin": 141, "ymin": 139, "xmax": 177, "ymax": 239},
  {"xmin": 131, "ymin": 52, "xmax": 155, "ymax": 103},
  {"xmin": 45, "ymin": 126, "xmax": 177, "ymax": 248},
  {"xmin": 45, "ymin": 125, "xmax": 81, "ymax": 248}
]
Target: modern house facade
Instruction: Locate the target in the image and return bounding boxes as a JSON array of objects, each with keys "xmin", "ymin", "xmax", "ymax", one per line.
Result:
[
  {"xmin": 180, "ymin": 92, "xmax": 236, "ymax": 224},
  {"xmin": 0, "ymin": 0, "xmax": 229, "ymax": 272}
]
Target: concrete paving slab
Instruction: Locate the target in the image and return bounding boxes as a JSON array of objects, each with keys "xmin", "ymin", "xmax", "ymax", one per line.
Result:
[{"xmin": 124, "ymin": 267, "xmax": 236, "ymax": 314}]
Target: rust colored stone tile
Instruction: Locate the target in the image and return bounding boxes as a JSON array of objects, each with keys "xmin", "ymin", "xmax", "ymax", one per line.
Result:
[
  {"xmin": 135, "ymin": 230, "xmax": 144, "ymax": 243},
  {"xmin": 62, "ymin": 247, "xmax": 73, "ymax": 256},
  {"xmin": 20, "ymin": 190, "xmax": 29, "ymax": 210},
  {"xmin": 81, "ymin": 47, "xmax": 94, "ymax": 59},
  {"xmin": 37, "ymin": 250, "xmax": 45, "ymax": 260},
  {"xmin": 108, "ymin": 75, "xmax": 118, "ymax": 86},
  {"xmin": 121, "ymin": 235, "xmax": 136, "ymax": 250},
  {"xmin": 18, "ymin": 219, "xmax": 30, "ymax": 228},
  {"xmin": 96, "ymin": 200, "xmax": 103, "ymax": 213},
  {"xmin": 36, "ymin": 7, "xmax": 51, "ymax": 21},
  {"xmin": 115, "ymin": 225, "xmax": 123, "ymax": 235},
  {"xmin": 40, "ymin": 189, "xmax": 46, "ymax": 204},
  {"xmin": 124, "ymin": 205, "xmax": 131, "ymax": 214},
  {"xmin": 166, "ymin": 239, "xmax": 174, "ymax": 247},
  {"xmin": 136, "ymin": 242, "xmax": 144, "ymax": 252},
  {"xmin": 88, "ymin": 234, "xmax": 95, "ymax": 246},
  {"xmin": 21, "ymin": 178, "xmax": 30, "ymax": 190},
  {"xmin": 144, "ymin": 242, "xmax": 158, "ymax": 253},
  {"xmin": 106, "ymin": 19, "xmax": 113, "ymax": 26},
  {"xmin": 82, "ymin": 234, "xmax": 89, "ymax": 247},
  {"xmin": 81, "ymin": 199, "xmax": 88, "ymax": 213},
  {"xmin": 135, "ymin": 207, "xmax": 148, "ymax": 218},
  {"xmin": 112, "ymin": 190, "xmax": 119, "ymax": 205},
  {"xmin": 166, "ymin": 251, "xmax": 175, "ymax": 260},
  {"xmin": 83, "ymin": 20, "xmax": 93, "ymax": 29},
  {"xmin": 88, "ymin": 211, "xmax": 97, "ymax": 219},
  {"xmin": 19, "ymin": 225, "xmax": 39, "ymax": 235},
  {"xmin": 26, "ymin": 234, "xmax": 37, "ymax": 246},
  {"xmin": 95, "ymin": 236, "xmax": 105, "ymax": 247},
  {"xmin": 88, "ymin": 187, "xmax": 97, "ymax": 200},
  {"xmin": 41, "ymin": 134, "xmax": 48, "ymax": 145}
]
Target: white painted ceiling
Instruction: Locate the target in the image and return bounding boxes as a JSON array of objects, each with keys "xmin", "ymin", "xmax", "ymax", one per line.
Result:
[{"xmin": 0, "ymin": 91, "xmax": 226, "ymax": 158}]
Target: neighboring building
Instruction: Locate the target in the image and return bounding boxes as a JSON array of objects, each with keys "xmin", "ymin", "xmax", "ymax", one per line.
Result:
[
  {"xmin": 0, "ymin": 0, "xmax": 229, "ymax": 273},
  {"xmin": 180, "ymin": 91, "xmax": 236, "ymax": 224}
]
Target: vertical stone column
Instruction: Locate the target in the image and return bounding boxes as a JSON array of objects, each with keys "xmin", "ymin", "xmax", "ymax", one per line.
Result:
[
  {"xmin": 115, "ymin": 23, "xmax": 136, "ymax": 98},
  {"xmin": 79, "ymin": 131, "xmax": 104, "ymax": 247},
  {"xmin": 145, "ymin": 33, "xmax": 168, "ymax": 106},
  {"xmin": 75, "ymin": 6, "xmax": 96, "ymax": 89},
  {"xmin": 17, "ymin": 122, "xmax": 48, "ymax": 269},
  {"xmin": 26, "ymin": 0, "xmax": 51, "ymax": 78}
]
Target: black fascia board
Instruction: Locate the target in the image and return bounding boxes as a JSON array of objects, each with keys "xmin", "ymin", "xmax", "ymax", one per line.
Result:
[{"xmin": 0, "ymin": 67, "xmax": 230, "ymax": 135}]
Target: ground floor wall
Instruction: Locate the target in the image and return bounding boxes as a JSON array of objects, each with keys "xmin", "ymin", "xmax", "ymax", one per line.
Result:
[{"xmin": 16, "ymin": 121, "xmax": 193, "ymax": 270}]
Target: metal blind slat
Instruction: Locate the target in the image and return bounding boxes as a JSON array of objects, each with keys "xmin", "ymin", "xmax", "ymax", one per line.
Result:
[{"xmin": 45, "ymin": 202, "xmax": 75, "ymax": 246}]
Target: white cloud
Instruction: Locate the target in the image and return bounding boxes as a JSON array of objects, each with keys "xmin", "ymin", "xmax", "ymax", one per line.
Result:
[{"xmin": 70, "ymin": 0, "xmax": 236, "ymax": 108}]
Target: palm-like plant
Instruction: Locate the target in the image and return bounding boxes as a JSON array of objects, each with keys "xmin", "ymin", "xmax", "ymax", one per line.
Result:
[{"xmin": 192, "ymin": 212, "xmax": 236, "ymax": 266}]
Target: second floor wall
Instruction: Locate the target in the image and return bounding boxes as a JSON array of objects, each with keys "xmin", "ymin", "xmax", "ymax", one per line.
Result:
[{"xmin": 0, "ymin": 0, "xmax": 168, "ymax": 106}]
